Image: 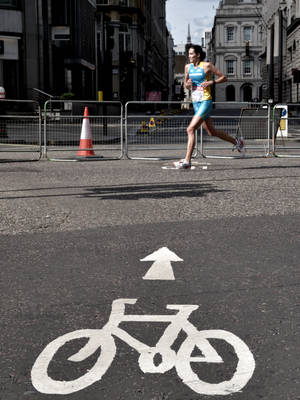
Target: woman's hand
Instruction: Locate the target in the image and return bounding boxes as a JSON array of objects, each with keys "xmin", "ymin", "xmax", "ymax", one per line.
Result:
[
  {"xmin": 185, "ymin": 78, "xmax": 193, "ymax": 89},
  {"xmin": 201, "ymin": 80, "xmax": 214, "ymax": 88}
]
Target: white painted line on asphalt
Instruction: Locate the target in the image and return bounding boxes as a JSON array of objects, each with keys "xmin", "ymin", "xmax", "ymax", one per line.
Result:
[
  {"xmin": 162, "ymin": 161, "xmax": 211, "ymax": 170},
  {"xmin": 192, "ymin": 161, "xmax": 212, "ymax": 165},
  {"xmin": 161, "ymin": 166, "xmax": 196, "ymax": 170},
  {"xmin": 141, "ymin": 247, "xmax": 183, "ymax": 280}
]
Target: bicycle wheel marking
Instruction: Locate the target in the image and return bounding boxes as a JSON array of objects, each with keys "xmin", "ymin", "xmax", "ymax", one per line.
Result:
[
  {"xmin": 31, "ymin": 330, "xmax": 116, "ymax": 395},
  {"xmin": 176, "ymin": 330, "xmax": 256, "ymax": 396},
  {"xmin": 31, "ymin": 298, "xmax": 256, "ymax": 396}
]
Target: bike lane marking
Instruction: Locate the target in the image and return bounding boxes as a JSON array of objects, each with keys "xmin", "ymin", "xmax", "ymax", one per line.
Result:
[
  {"xmin": 31, "ymin": 298, "xmax": 256, "ymax": 396},
  {"xmin": 31, "ymin": 246, "xmax": 256, "ymax": 397},
  {"xmin": 141, "ymin": 247, "xmax": 183, "ymax": 280}
]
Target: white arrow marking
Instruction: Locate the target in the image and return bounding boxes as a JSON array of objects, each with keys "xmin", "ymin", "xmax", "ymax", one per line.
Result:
[{"xmin": 141, "ymin": 247, "xmax": 183, "ymax": 280}]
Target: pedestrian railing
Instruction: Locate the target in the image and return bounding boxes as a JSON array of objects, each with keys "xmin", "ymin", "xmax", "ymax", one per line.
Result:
[
  {"xmin": 199, "ymin": 102, "xmax": 272, "ymax": 159},
  {"xmin": 43, "ymin": 100, "xmax": 123, "ymax": 161},
  {"xmin": 0, "ymin": 100, "xmax": 42, "ymax": 161},
  {"xmin": 1, "ymin": 99, "xmax": 300, "ymax": 162},
  {"xmin": 124, "ymin": 101, "xmax": 199, "ymax": 160},
  {"xmin": 272, "ymin": 103, "xmax": 300, "ymax": 158}
]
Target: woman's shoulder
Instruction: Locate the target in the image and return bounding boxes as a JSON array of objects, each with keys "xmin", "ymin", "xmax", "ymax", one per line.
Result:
[
  {"xmin": 202, "ymin": 61, "xmax": 214, "ymax": 70},
  {"xmin": 185, "ymin": 63, "xmax": 192, "ymax": 72}
]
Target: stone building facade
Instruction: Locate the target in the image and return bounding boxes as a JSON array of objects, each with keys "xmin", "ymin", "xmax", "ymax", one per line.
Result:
[
  {"xmin": 261, "ymin": 0, "xmax": 300, "ymax": 103},
  {"xmin": 0, "ymin": 0, "xmax": 173, "ymax": 101},
  {"xmin": 173, "ymin": 43, "xmax": 186, "ymax": 101},
  {"xmin": 210, "ymin": 0, "xmax": 264, "ymax": 103},
  {"xmin": 96, "ymin": 0, "xmax": 171, "ymax": 102},
  {"xmin": 0, "ymin": 0, "xmax": 97, "ymax": 100},
  {"xmin": 285, "ymin": 0, "xmax": 300, "ymax": 102},
  {"xmin": 0, "ymin": 0, "xmax": 24, "ymax": 98}
]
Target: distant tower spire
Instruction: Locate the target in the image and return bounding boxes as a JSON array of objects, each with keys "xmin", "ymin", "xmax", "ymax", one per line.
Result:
[{"xmin": 187, "ymin": 24, "xmax": 191, "ymax": 44}]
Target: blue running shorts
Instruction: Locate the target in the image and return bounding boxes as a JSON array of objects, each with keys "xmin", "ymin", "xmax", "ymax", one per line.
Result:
[{"xmin": 193, "ymin": 100, "xmax": 213, "ymax": 120}]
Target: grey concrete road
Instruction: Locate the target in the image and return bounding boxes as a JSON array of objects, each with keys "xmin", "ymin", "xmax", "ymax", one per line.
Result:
[
  {"xmin": 0, "ymin": 156, "xmax": 299, "ymax": 235},
  {"xmin": 0, "ymin": 155, "xmax": 300, "ymax": 400}
]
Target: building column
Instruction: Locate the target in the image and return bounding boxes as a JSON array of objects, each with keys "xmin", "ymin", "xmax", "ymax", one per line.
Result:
[
  {"xmin": 111, "ymin": 11, "xmax": 120, "ymax": 100},
  {"xmin": 278, "ymin": 9, "xmax": 283, "ymax": 103},
  {"xmin": 269, "ymin": 24, "xmax": 274, "ymax": 100},
  {"xmin": 131, "ymin": 16, "xmax": 138, "ymax": 100},
  {"xmin": 0, "ymin": 61, "xmax": 3, "ymax": 86}
]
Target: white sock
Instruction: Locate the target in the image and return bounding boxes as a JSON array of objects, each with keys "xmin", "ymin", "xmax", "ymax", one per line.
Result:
[{"xmin": 183, "ymin": 159, "xmax": 190, "ymax": 164}]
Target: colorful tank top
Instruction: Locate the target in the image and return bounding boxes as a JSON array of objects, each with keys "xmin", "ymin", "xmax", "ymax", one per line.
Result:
[{"xmin": 188, "ymin": 61, "xmax": 212, "ymax": 102}]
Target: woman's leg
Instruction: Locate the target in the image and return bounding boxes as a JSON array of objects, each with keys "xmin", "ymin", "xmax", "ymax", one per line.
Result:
[
  {"xmin": 184, "ymin": 115, "xmax": 203, "ymax": 163},
  {"xmin": 202, "ymin": 117, "xmax": 236, "ymax": 145}
]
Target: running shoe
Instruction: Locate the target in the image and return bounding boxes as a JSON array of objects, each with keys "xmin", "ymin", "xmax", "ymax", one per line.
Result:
[
  {"xmin": 173, "ymin": 159, "xmax": 191, "ymax": 169},
  {"xmin": 236, "ymin": 137, "xmax": 246, "ymax": 156}
]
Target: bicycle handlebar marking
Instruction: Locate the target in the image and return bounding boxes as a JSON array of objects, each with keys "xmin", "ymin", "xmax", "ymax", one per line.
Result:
[{"xmin": 31, "ymin": 298, "xmax": 255, "ymax": 396}]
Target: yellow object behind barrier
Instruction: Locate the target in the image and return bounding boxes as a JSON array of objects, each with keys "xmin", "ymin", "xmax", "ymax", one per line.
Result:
[
  {"xmin": 148, "ymin": 117, "xmax": 156, "ymax": 128},
  {"xmin": 139, "ymin": 120, "xmax": 149, "ymax": 133},
  {"xmin": 98, "ymin": 91, "xmax": 103, "ymax": 102},
  {"xmin": 280, "ymin": 119, "xmax": 286, "ymax": 130}
]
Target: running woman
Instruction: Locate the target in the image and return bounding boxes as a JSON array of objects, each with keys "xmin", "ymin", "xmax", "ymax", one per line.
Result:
[{"xmin": 174, "ymin": 45, "xmax": 245, "ymax": 169}]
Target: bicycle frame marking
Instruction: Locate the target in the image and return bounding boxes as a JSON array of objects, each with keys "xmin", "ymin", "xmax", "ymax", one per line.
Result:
[{"xmin": 31, "ymin": 298, "xmax": 255, "ymax": 396}]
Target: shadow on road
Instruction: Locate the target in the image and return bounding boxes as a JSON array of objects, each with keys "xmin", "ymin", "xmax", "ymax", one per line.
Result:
[
  {"xmin": 82, "ymin": 182, "xmax": 227, "ymax": 200},
  {"xmin": 0, "ymin": 182, "xmax": 227, "ymax": 201}
]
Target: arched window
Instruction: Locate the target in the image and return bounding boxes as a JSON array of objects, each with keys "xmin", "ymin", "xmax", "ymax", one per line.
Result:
[
  {"xmin": 226, "ymin": 85, "xmax": 235, "ymax": 101},
  {"xmin": 243, "ymin": 85, "xmax": 252, "ymax": 102}
]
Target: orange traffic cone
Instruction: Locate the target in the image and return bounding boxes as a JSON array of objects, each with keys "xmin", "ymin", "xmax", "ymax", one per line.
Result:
[{"xmin": 77, "ymin": 107, "xmax": 95, "ymax": 157}]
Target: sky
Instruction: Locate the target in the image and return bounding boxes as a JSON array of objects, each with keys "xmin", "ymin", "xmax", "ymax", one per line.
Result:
[{"xmin": 166, "ymin": 0, "xmax": 220, "ymax": 45}]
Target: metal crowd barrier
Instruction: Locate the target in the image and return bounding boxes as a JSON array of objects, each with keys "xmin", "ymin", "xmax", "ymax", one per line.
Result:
[
  {"xmin": 124, "ymin": 101, "xmax": 198, "ymax": 160},
  {"xmin": 44, "ymin": 100, "xmax": 123, "ymax": 161},
  {"xmin": 272, "ymin": 103, "xmax": 300, "ymax": 158},
  {"xmin": 2, "ymin": 99, "xmax": 299, "ymax": 163},
  {"xmin": 200, "ymin": 102, "xmax": 272, "ymax": 159},
  {"xmin": 0, "ymin": 100, "xmax": 42, "ymax": 161}
]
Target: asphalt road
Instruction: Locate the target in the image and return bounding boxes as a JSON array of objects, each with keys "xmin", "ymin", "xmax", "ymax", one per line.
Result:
[{"xmin": 0, "ymin": 155, "xmax": 300, "ymax": 400}]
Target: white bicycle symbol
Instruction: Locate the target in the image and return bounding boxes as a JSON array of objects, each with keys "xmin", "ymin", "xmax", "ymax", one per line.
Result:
[{"xmin": 31, "ymin": 299, "xmax": 255, "ymax": 396}]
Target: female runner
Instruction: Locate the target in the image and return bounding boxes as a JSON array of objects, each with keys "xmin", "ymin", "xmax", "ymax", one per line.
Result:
[{"xmin": 174, "ymin": 45, "xmax": 245, "ymax": 169}]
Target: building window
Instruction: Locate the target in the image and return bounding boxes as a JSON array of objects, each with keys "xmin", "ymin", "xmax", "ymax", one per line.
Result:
[
  {"xmin": 259, "ymin": 25, "xmax": 263, "ymax": 43},
  {"xmin": 243, "ymin": 26, "xmax": 251, "ymax": 42},
  {"xmin": 65, "ymin": 69, "xmax": 72, "ymax": 92},
  {"xmin": 226, "ymin": 60, "xmax": 234, "ymax": 75},
  {"xmin": 226, "ymin": 85, "xmax": 235, "ymax": 101},
  {"xmin": 288, "ymin": 46, "xmax": 293, "ymax": 62},
  {"xmin": 243, "ymin": 85, "xmax": 252, "ymax": 102},
  {"xmin": 227, "ymin": 27, "xmax": 234, "ymax": 41},
  {"xmin": 0, "ymin": 0, "xmax": 18, "ymax": 7},
  {"xmin": 119, "ymin": 32, "xmax": 131, "ymax": 52},
  {"xmin": 243, "ymin": 60, "xmax": 251, "ymax": 75},
  {"xmin": 119, "ymin": 0, "xmax": 129, "ymax": 5},
  {"xmin": 52, "ymin": 0, "xmax": 69, "ymax": 25}
]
